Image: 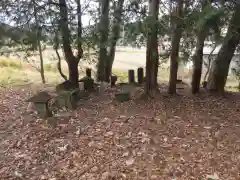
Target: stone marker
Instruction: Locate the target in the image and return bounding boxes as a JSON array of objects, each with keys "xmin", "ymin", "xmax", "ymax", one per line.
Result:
[
  {"xmin": 79, "ymin": 76, "xmax": 94, "ymax": 91},
  {"xmin": 86, "ymin": 68, "xmax": 92, "ymax": 78},
  {"xmin": 137, "ymin": 67, "xmax": 144, "ymax": 84},
  {"xmin": 26, "ymin": 91, "xmax": 52, "ymax": 117},
  {"xmin": 56, "ymin": 89, "xmax": 79, "ymax": 109},
  {"xmin": 115, "ymin": 83, "xmax": 133, "ymax": 102},
  {"xmin": 110, "ymin": 75, "xmax": 117, "ymax": 87},
  {"xmin": 128, "ymin": 69, "xmax": 135, "ymax": 84},
  {"xmin": 202, "ymin": 81, "xmax": 207, "ymax": 88}
]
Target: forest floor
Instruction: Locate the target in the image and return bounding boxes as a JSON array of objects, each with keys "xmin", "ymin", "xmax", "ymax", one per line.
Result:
[{"xmin": 0, "ymin": 84, "xmax": 240, "ymax": 180}]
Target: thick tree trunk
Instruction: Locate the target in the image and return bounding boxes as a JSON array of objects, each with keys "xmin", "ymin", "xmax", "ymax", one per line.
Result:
[
  {"xmin": 59, "ymin": 0, "xmax": 80, "ymax": 88},
  {"xmin": 145, "ymin": 0, "xmax": 159, "ymax": 97},
  {"xmin": 97, "ymin": 0, "xmax": 110, "ymax": 82},
  {"xmin": 191, "ymin": 28, "xmax": 208, "ymax": 93},
  {"xmin": 67, "ymin": 60, "xmax": 79, "ymax": 88},
  {"xmin": 168, "ymin": 0, "xmax": 183, "ymax": 94},
  {"xmin": 207, "ymin": 4, "xmax": 240, "ymax": 93},
  {"xmin": 104, "ymin": 0, "xmax": 125, "ymax": 82}
]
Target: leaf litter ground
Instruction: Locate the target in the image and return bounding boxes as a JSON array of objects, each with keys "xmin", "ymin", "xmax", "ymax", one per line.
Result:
[{"xmin": 0, "ymin": 86, "xmax": 240, "ymax": 180}]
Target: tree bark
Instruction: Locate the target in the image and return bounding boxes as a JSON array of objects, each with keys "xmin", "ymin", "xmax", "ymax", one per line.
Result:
[
  {"xmin": 97, "ymin": 0, "xmax": 110, "ymax": 82},
  {"xmin": 59, "ymin": 0, "xmax": 82, "ymax": 88},
  {"xmin": 168, "ymin": 0, "xmax": 183, "ymax": 94},
  {"xmin": 207, "ymin": 4, "xmax": 240, "ymax": 93},
  {"xmin": 104, "ymin": 0, "xmax": 125, "ymax": 82},
  {"xmin": 145, "ymin": 0, "xmax": 159, "ymax": 97},
  {"xmin": 68, "ymin": 60, "xmax": 79, "ymax": 88},
  {"xmin": 191, "ymin": 27, "xmax": 208, "ymax": 93}
]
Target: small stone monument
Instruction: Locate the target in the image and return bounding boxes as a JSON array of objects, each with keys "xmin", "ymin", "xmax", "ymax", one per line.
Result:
[
  {"xmin": 128, "ymin": 69, "xmax": 135, "ymax": 84},
  {"xmin": 115, "ymin": 83, "xmax": 133, "ymax": 102},
  {"xmin": 86, "ymin": 68, "xmax": 92, "ymax": 78},
  {"xmin": 79, "ymin": 76, "xmax": 94, "ymax": 91},
  {"xmin": 137, "ymin": 67, "xmax": 144, "ymax": 84},
  {"xmin": 110, "ymin": 75, "xmax": 117, "ymax": 87},
  {"xmin": 56, "ymin": 89, "xmax": 80, "ymax": 109},
  {"xmin": 26, "ymin": 91, "xmax": 52, "ymax": 117},
  {"xmin": 202, "ymin": 81, "xmax": 207, "ymax": 88}
]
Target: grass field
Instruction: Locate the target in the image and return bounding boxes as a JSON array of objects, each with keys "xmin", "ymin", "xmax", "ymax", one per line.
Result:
[{"xmin": 0, "ymin": 54, "xmax": 239, "ymax": 91}]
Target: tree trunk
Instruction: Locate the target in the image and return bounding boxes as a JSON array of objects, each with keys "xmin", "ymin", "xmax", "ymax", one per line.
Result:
[
  {"xmin": 33, "ymin": 1, "xmax": 45, "ymax": 84},
  {"xmin": 145, "ymin": 0, "xmax": 159, "ymax": 97},
  {"xmin": 67, "ymin": 60, "xmax": 79, "ymax": 88},
  {"xmin": 203, "ymin": 44, "xmax": 217, "ymax": 82},
  {"xmin": 104, "ymin": 0, "xmax": 125, "ymax": 82},
  {"xmin": 38, "ymin": 40, "xmax": 46, "ymax": 84},
  {"xmin": 76, "ymin": 0, "xmax": 83, "ymax": 59},
  {"xmin": 191, "ymin": 28, "xmax": 208, "ymax": 93},
  {"xmin": 207, "ymin": 4, "xmax": 240, "ymax": 93},
  {"xmin": 168, "ymin": 0, "xmax": 183, "ymax": 94},
  {"xmin": 97, "ymin": 0, "xmax": 110, "ymax": 82},
  {"xmin": 59, "ymin": 0, "xmax": 80, "ymax": 88}
]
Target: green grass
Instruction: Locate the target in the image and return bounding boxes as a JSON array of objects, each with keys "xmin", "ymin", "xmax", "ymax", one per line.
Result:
[
  {"xmin": 0, "ymin": 58, "xmax": 23, "ymax": 69},
  {"xmin": 0, "ymin": 58, "xmax": 63, "ymax": 87},
  {"xmin": 113, "ymin": 69, "xmax": 128, "ymax": 82},
  {"xmin": 0, "ymin": 67, "xmax": 62, "ymax": 87},
  {"xmin": 44, "ymin": 63, "xmax": 58, "ymax": 72},
  {"xmin": 0, "ymin": 57, "xmax": 239, "ymax": 92}
]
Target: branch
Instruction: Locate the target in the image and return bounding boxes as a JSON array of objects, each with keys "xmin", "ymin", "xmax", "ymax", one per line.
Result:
[
  {"xmin": 23, "ymin": 55, "xmax": 41, "ymax": 72},
  {"xmin": 203, "ymin": 43, "xmax": 217, "ymax": 81},
  {"xmin": 52, "ymin": 18, "xmax": 68, "ymax": 81},
  {"xmin": 55, "ymin": 48, "xmax": 68, "ymax": 81}
]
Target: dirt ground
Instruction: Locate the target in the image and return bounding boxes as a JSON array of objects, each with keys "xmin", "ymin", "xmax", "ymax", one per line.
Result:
[{"xmin": 0, "ymin": 85, "xmax": 240, "ymax": 180}]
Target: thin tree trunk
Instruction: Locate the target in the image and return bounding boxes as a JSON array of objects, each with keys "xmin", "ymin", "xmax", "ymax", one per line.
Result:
[
  {"xmin": 97, "ymin": 0, "xmax": 110, "ymax": 82},
  {"xmin": 203, "ymin": 44, "xmax": 216, "ymax": 82},
  {"xmin": 207, "ymin": 4, "xmax": 240, "ymax": 93},
  {"xmin": 38, "ymin": 39, "xmax": 46, "ymax": 84},
  {"xmin": 33, "ymin": 1, "xmax": 45, "ymax": 84},
  {"xmin": 105, "ymin": 0, "xmax": 125, "ymax": 82},
  {"xmin": 168, "ymin": 0, "xmax": 183, "ymax": 94},
  {"xmin": 76, "ymin": 0, "xmax": 83, "ymax": 59},
  {"xmin": 191, "ymin": 28, "xmax": 208, "ymax": 93},
  {"xmin": 145, "ymin": 0, "xmax": 159, "ymax": 97}
]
